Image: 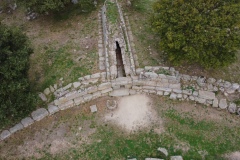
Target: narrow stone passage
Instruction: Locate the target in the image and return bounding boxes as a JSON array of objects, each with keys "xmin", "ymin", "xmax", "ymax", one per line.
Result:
[{"xmin": 116, "ymin": 41, "xmax": 126, "ymax": 77}]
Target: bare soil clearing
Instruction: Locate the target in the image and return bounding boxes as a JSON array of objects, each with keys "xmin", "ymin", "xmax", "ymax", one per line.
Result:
[{"xmin": 105, "ymin": 95, "xmax": 163, "ymax": 132}]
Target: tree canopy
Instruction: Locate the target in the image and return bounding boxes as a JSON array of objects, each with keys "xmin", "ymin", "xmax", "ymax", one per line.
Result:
[
  {"xmin": 0, "ymin": 24, "xmax": 36, "ymax": 128},
  {"xmin": 17, "ymin": 0, "xmax": 96, "ymax": 13},
  {"xmin": 151, "ymin": 0, "xmax": 240, "ymax": 68}
]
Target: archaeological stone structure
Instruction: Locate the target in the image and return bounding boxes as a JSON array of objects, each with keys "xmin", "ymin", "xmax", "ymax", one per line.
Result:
[{"xmin": 1, "ymin": 0, "xmax": 240, "ymax": 149}]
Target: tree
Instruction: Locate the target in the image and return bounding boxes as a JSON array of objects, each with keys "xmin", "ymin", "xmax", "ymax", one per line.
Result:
[
  {"xmin": 17, "ymin": 0, "xmax": 96, "ymax": 13},
  {"xmin": 151, "ymin": 0, "xmax": 240, "ymax": 68},
  {"xmin": 0, "ymin": 24, "xmax": 36, "ymax": 128}
]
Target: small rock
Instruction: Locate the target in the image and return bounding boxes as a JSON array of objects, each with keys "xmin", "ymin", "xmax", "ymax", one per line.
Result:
[
  {"xmin": 157, "ymin": 147, "xmax": 168, "ymax": 157},
  {"xmin": 170, "ymin": 93, "xmax": 177, "ymax": 100},
  {"xmin": 228, "ymin": 103, "xmax": 237, "ymax": 113},
  {"xmin": 54, "ymin": 84, "xmax": 58, "ymax": 90},
  {"xmin": 73, "ymin": 82, "xmax": 81, "ymax": 88},
  {"xmin": 90, "ymin": 105, "xmax": 97, "ymax": 113},
  {"xmin": 50, "ymin": 85, "xmax": 55, "ymax": 92},
  {"xmin": 44, "ymin": 88, "xmax": 51, "ymax": 95},
  {"xmin": 38, "ymin": 92, "xmax": 47, "ymax": 101},
  {"xmin": 212, "ymin": 98, "xmax": 219, "ymax": 108}
]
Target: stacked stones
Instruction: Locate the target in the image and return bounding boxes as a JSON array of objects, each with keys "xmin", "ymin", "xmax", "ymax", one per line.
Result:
[{"xmin": 98, "ymin": 10, "xmax": 105, "ymax": 71}]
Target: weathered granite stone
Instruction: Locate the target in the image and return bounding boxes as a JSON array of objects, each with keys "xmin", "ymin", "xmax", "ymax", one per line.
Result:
[
  {"xmin": 21, "ymin": 117, "xmax": 34, "ymax": 127},
  {"xmin": 38, "ymin": 93, "xmax": 47, "ymax": 101},
  {"xmin": 170, "ymin": 93, "xmax": 177, "ymax": 100},
  {"xmin": 158, "ymin": 147, "xmax": 168, "ymax": 157},
  {"xmin": 193, "ymin": 91, "xmax": 199, "ymax": 96},
  {"xmin": 74, "ymin": 97, "xmax": 84, "ymax": 105},
  {"xmin": 90, "ymin": 105, "xmax": 97, "ymax": 113},
  {"xmin": 173, "ymin": 89, "xmax": 182, "ymax": 94},
  {"xmin": 91, "ymin": 73, "xmax": 101, "ymax": 79},
  {"xmin": 197, "ymin": 77, "xmax": 206, "ymax": 87},
  {"xmin": 44, "ymin": 88, "xmax": 51, "ymax": 95},
  {"xmin": 169, "ymin": 83, "xmax": 181, "ymax": 89},
  {"xmin": 48, "ymin": 104, "xmax": 59, "ymax": 115},
  {"xmin": 228, "ymin": 103, "xmax": 237, "ymax": 113},
  {"xmin": 177, "ymin": 94, "xmax": 183, "ymax": 99},
  {"xmin": 143, "ymin": 86, "xmax": 155, "ymax": 90},
  {"xmin": 129, "ymin": 89, "xmax": 136, "ymax": 95},
  {"xmin": 198, "ymin": 90, "xmax": 215, "ymax": 100},
  {"xmin": 84, "ymin": 75, "xmax": 91, "ymax": 80},
  {"xmin": 182, "ymin": 89, "xmax": 192, "ymax": 95},
  {"xmin": 9, "ymin": 123, "xmax": 23, "ymax": 134},
  {"xmin": 31, "ymin": 108, "xmax": 49, "ymax": 121},
  {"xmin": 164, "ymin": 92, "xmax": 170, "ymax": 96},
  {"xmin": 212, "ymin": 98, "xmax": 219, "ymax": 108},
  {"xmin": 101, "ymin": 88, "xmax": 113, "ymax": 94},
  {"xmin": 219, "ymin": 99, "xmax": 228, "ymax": 109},
  {"xmin": 207, "ymin": 78, "xmax": 216, "ymax": 84},
  {"xmin": 54, "ymin": 84, "xmax": 57, "ymax": 90},
  {"xmin": 92, "ymin": 91, "xmax": 101, "ymax": 99},
  {"xmin": 63, "ymin": 83, "xmax": 72, "ymax": 90},
  {"xmin": 170, "ymin": 156, "xmax": 183, "ymax": 160},
  {"xmin": 181, "ymin": 74, "xmax": 191, "ymax": 81},
  {"xmin": 189, "ymin": 96, "xmax": 195, "ymax": 101},
  {"xmin": 78, "ymin": 77, "xmax": 84, "ymax": 82},
  {"xmin": 157, "ymin": 91, "xmax": 164, "ymax": 95},
  {"xmin": 58, "ymin": 100, "xmax": 74, "ymax": 110},
  {"xmin": 237, "ymin": 108, "xmax": 240, "ymax": 115},
  {"xmin": 144, "ymin": 72, "xmax": 158, "ymax": 78},
  {"xmin": 156, "ymin": 87, "xmax": 172, "ymax": 92},
  {"xmin": 0, "ymin": 130, "xmax": 11, "ymax": 140},
  {"xmin": 87, "ymin": 86, "xmax": 98, "ymax": 94},
  {"xmin": 50, "ymin": 85, "xmax": 55, "ymax": 92},
  {"xmin": 224, "ymin": 81, "xmax": 232, "ymax": 89},
  {"xmin": 195, "ymin": 97, "xmax": 206, "ymax": 104},
  {"xmin": 98, "ymin": 82, "xmax": 112, "ymax": 90},
  {"xmin": 73, "ymin": 82, "xmax": 81, "ymax": 88},
  {"xmin": 136, "ymin": 68, "xmax": 144, "ymax": 74},
  {"xmin": 232, "ymin": 83, "xmax": 239, "ymax": 90},
  {"xmin": 110, "ymin": 89, "xmax": 130, "ymax": 97}
]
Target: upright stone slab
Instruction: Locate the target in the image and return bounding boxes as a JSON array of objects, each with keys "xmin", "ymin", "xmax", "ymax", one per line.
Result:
[
  {"xmin": 9, "ymin": 123, "xmax": 24, "ymax": 134},
  {"xmin": 219, "ymin": 99, "xmax": 228, "ymax": 109},
  {"xmin": 31, "ymin": 108, "xmax": 49, "ymax": 121},
  {"xmin": 198, "ymin": 90, "xmax": 215, "ymax": 100},
  {"xmin": 0, "ymin": 130, "xmax": 11, "ymax": 140},
  {"xmin": 21, "ymin": 117, "xmax": 34, "ymax": 127},
  {"xmin": 38, "ymin": 92, "xmax": 47, "ymax": 101}
]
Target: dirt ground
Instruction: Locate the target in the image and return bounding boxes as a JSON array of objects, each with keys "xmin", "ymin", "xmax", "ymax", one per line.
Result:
[{"xmin": 0, "ymin": 95, "xmax": 239, "ymax": 159}]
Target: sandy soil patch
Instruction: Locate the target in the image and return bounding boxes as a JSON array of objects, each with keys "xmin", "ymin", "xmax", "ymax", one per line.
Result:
[
  {"xmin": 105, "ymin": 94, "xmax": 163, "ymax": 132},
  {"xmin": 225, "ymin": 152, "xmax": 240, "ymax": 160}
]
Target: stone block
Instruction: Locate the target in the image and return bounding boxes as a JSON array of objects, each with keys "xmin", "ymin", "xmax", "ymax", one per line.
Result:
[
  {"xmin": 195, "ymin": 97, "xmax": 206, "ymax": 104},
  {"xmin": 158, "ymin": 74, "xmax": 167, "ymax": 78},
  {"xmin": 144, "ymin": 72, "xmax": 158, "ymax": 78},
  {"xmin": 136, "ymin": 68, "xmax": 144, "ymax": 74},
  {"xmin": 38, "ymin": 93, "xmax": 47, "ymax": 101},
  {"xmin": 198, "ymin": 90, "xmax": 215, "ymax": 100},
  {"xmin": 91, "ymin": 73, "xmax": 101, "ymax": 79},
  {"xmin": 90, "ymin": 105, "xmax": 97, "ymax": 113},
  {"xmin": 110, "ymin": 88, "xmax": 130, "ymax": 97},
  {"xmin": 189, "ymin": 96, "xmax": 195, "ymax": 101},
  {"xmin": 21, "ymin": 117, "xmax": 34, "ymax": 127},
  {"xmin": 142, "ymin": 81, "xmax": 156, "ymax": 86},
  {"xmin": 157, "ymin": 91, "xmax": 163, "ymax": 95},
  {"xmin": 132, "ymin": 86, "xmax": 142, "ymax": 90},
  {"xmin": 182, "ymin": 89, "xmax": 192, "ymax": 95},
  {"xmin": 212, "ymin": 98, "xmax": 219, "ymax": 108},
  {"xmin": 193, "ymin": 91, "xmax": 199, "ymax": 96},
  {"xmin": 98, "ymin": 82, "xmax": 112, "ymax": 90},
  {"xmin": 9, "ymin": 123, "xmax": 24, "ymax": 134},
  {"xmin": 156, "ymin": 87, "xmax": 172, "ymax": 92},
  {"xmin": 74, "ymin": 97, "xmax": 84, "ymax": 106},
  {"xmin": 0, "ymin": 130, "xmax": 11, "ymax": 141},
  {"xmin": 58, "ymin": 100, "xmax": 74, "ymax": 110},
  {"xmin": 50, "ymin": 85, "xmax": 55, "ymax": 92},
  {"xmin": 219, "ymin": 99, "xmax": 228, "ymax": 109},
  {"xmin": 228, "ymin": 103, "xmax": 237, "ymax": 113},
  {"xmin": 84, "ymin": 75, "xmax": 91, "ymax": 80},
  {"xmin": 44, "ymin": 88, "xmax": 50, "ymax": 95},
  {"xmin": 177, "ymin": 94, "xmax": 183, "ymax": 99},
  {"xmin": 170, "ymin": 93, "xmax": 177, "ymax": 100},
  {"xmin": 170, "ymin": 156, "xmax": 183, "ymax": 160},
  {"xmin": 87, "ymin": 86, "xmax": 98, "ymax": 94},
  {"xmin": 156, "ymin": 82, "xmax": 169, "ymax": 88},
  {"xmin": 31, "ymin": 108, "xmax": 49, "ymax": 121},
  {"xmin": 143, "ymin": 86, "xmax": 155, "ymax": 90},
  {"xmin": 164, "ymin": 92, "xmax": 170, "ymax": 96},
  {"xmin": 48, "ymin": 104, "xmax": 59, "ymax": 115},
  {"xmin": 92, "ymin": 91, "xmax": 102, "ymax": 99},
  {"xmin": 63, "ymin": 83, "xmax": 72, "ymax": 91},
  {"xmin": 73, "ymin": 82, "xmax": 81, "ymax": 88},
  {"xmin": 133, "ymin": 80, "xmax": 144, "ymax": 86},
  {"xmin": 83, "ymin": 94, "xmax": 93, "ymax": 102},
  {"xmin": 157, "ymin": 147, "xmax": 168, "ymax": 157},
  {"xmin": 101, "ymin": 88, "xmax": 113, "ymax": 94},
  {"xmin": 207, "ymin": 78, "xmax": 216, "ymax": 84},
  {"xmin": 173, "ymin": 89, "xmax": 182, "ymax": 94}
]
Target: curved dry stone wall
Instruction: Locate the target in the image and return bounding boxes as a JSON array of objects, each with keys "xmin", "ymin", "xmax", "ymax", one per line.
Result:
[{"xmin": 1, "ymin": 66, "xmax": 240, "ymax": 141}]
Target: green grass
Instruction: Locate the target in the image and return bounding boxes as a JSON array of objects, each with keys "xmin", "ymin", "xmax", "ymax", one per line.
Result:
[{"xmin": 106, "ymin": 1, "xmax": 119, "ymax": 24}]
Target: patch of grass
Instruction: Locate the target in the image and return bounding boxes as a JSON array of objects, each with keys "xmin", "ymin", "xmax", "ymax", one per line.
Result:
[
  {"xmin": 106, "ymin": 1, "xmax": 118, "ymax": 24},
  {"xmin": 156, "ymin": 68, "xmax": 171, "ymax": 75}
]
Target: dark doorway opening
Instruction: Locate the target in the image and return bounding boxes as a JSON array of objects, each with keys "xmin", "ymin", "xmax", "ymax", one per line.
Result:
[{"xmin": 116, "ymin": 41, "xmax": 126, "ymax": 77}]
